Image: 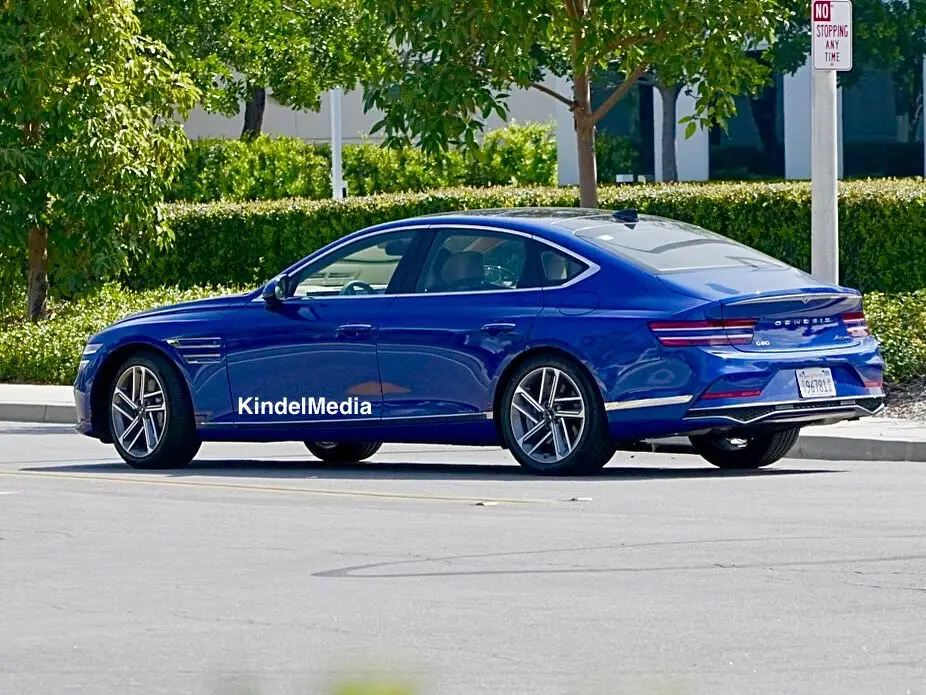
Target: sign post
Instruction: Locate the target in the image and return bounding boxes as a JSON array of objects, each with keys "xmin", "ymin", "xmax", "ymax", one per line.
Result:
[{"xmin": 810, "ymin": 0, "xmax": 852, "ymax": 285}]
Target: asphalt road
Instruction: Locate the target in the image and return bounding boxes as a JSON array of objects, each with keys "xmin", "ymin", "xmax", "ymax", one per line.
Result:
[{"xmin": 1, "ymin": 421, "xmax": 925, "ymax": 695}]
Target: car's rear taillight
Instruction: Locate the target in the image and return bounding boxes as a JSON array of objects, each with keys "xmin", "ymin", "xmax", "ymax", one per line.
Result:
[
  {"xmin": 648, "ymin": 319, "xmax": 757, "ymax": 347},
  {"xmin": 842, "ymin": 311, "xmax": 871, "ymax": 338}
]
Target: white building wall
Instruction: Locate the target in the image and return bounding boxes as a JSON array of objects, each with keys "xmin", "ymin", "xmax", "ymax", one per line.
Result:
[
  {"xmin": 183, "ymin": 55, "xmax": 925, "ymax": 179},
  {"xmin": 182, "ymin": 83, "xmax": 559, "ymax": 144}
]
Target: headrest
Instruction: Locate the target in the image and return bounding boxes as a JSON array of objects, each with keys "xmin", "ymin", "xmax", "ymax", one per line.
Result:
[{"xmin": 441, "ymin": 251, "xmax": 484, "ymax": 286}]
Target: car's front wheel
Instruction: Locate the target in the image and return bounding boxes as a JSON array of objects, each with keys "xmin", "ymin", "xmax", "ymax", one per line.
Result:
[
  {"xmin": 304, "ymin": 441, "xmax": 382, "ymax": 463},
  {"xmin": 688, "ymin": 428, "xmax": 800, "ymax": 470},
  {"xmin": 499, "ymin": 355, "xmax": 616, "ymax": 475},
  {"xmin": 108, "ymin": 351, "xmax": 200, "ymax": 469}
]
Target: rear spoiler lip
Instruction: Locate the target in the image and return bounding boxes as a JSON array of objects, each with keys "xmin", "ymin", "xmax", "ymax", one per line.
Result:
[{"xmin": 721, "ymin": 290, "xmax": 860, "ymax": 307}]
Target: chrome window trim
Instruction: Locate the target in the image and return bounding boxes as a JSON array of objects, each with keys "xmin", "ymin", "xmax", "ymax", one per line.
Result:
[{"xmin": 250, "ymin": 223, "xmax": 601, "ymax": 302}]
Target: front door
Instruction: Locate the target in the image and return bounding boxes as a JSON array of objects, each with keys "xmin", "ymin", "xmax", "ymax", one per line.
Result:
[
  {"xmin": 376, "ymin": 227, "xmax": 546, "ymax": 424},
  {"xmin": 225, "ymin": 228, "xmax": 421, "ymax": 432}
]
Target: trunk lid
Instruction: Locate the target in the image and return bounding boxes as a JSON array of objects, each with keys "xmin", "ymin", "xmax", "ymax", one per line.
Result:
[{"xmin": 711, "ymin": 288, "xmax": 864, "ymax": 352}]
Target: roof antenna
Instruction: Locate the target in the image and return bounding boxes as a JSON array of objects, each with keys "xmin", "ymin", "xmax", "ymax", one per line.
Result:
[{"xmin": 612, "ymin": 208, "xmax": 638, "ymax": 223}]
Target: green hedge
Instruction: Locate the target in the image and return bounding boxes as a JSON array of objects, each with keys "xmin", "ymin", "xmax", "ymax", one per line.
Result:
[
  {"xmin": 2, "ymin": 283, "xmax": 924, "ymax": 386},
  {"xmin": 130, "ymin": 179, "xmax": 926, "ymax": 294},
  {"xmin": 169, "ymin": 123, "xmax": 559, "ymax": 202},
  {"xmin": 167, "ymin": 124, "xmax": 638, "ymax": 202}
]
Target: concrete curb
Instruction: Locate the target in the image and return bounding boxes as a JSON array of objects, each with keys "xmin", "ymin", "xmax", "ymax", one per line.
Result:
[
  {"xmin": 635, "ymin": 432, "xmax": 926, "ymax": 463},
  {"xmin": 0, "ymin": 402, "xmax": 77, "ymax": 426},
  {"xmin": 2, "ymin": 401, "xmax": 925, "ymax": 462}
]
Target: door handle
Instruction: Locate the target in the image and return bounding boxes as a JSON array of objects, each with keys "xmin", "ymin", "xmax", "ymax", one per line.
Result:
[
  {"xmin": 336, "ymin": 323, "xmax": 373, "ymax": 337},
  {"xmin": 481, "ymin": 322, "xmax": 517, "ymax": 335}
]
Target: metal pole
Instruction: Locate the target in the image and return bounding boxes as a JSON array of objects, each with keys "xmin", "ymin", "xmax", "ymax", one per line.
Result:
[
  {"xmin": 811, "ymin": 68, "xmax": 839, "ymax": 284},
  {"xmin": 330, "ymin": 87, "xmax": 343, "ymax": 199}
]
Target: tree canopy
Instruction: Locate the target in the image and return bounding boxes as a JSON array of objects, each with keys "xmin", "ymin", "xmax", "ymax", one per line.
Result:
[
  {"xmin": 771, "ymin": 0, "xmax": 925, "ymax": 138},
  {"xmin": 137, "ymin": 0, "xmax": 386, "ymax": 135},
  {"xmin": 0, "ymin": 0, "xmax": 199, "ymax": 319},
  {"xmin": 361, "ymin": 0, "xmax": 790, "ymax": 206}
]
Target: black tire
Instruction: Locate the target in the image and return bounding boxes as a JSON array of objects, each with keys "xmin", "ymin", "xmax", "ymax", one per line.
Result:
[
  {"xmin": 688, "ymin": 428, "xmax": 800, "ymax": 470},
  {"xmin": 499, "ymin": 354, "xmax": 616, "ymax": 475},
  {"xmin": 304, "ymin": 441, "xmax": 382, "ymax": 463},
  {"xmin": 107, "ymin": 351, "xmax": 200, "ymax": 470}
]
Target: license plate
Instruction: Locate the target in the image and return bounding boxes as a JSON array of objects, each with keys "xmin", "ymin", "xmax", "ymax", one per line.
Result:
[{"xmin": 796, "ymin": 368, "xmax": 837, "ymax": 399}]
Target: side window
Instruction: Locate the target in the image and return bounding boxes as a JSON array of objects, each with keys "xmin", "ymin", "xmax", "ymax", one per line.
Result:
[
  {"xmin": 416, "ymin": 231, "xmax": 538, "ymax": 293},
  {"xmin": 538, "ymin": 246, "xmax": 588, "ymax": 287},
  {"xmin": 290, "ymin": 230, "xmax": 416, "ymax": 297}
]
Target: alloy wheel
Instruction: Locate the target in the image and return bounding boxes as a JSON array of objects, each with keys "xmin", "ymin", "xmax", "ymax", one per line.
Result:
[
  {"xmin": 111, "ymin": 365, "xmax": 168, "ymax": 458},
  {"xmin": 508, "ymin": 366, "xmax": 586, "ymax": 464}
]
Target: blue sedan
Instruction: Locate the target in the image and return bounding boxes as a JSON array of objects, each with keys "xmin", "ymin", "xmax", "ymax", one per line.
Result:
[{"xmin": 74, "ymin": 207, "xmax": 885, "ymax": 475}]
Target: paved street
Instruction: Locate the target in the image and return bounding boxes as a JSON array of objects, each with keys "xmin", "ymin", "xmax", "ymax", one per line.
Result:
[{"xmin": 2, "ymin": 421, "xmax": 925, "ymax": 695}]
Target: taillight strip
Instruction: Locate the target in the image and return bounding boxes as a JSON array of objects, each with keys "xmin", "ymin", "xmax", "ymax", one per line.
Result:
[
  {"xmin": 841, "ymin": 311, "xmax": 871, "ymax": 338},
  {"xmin": 649, "ymin": 319, "xmax": 757, "ymax": 347}
]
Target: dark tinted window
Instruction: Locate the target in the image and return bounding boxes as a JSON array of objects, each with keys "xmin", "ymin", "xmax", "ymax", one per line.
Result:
[
  {"xmin": 538, "ymin": 247, "xmax": 587, "ymax": 287},
  {"xmin": 575, "ymin": 216, "xmax": 788, "ymax": 273},
  {"xmin": 417, "ymin": 230, "xmax": 540, "ymax": 292}
]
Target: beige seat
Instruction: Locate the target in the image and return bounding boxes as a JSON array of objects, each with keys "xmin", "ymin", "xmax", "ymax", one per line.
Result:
[{"xmin": 438, "ymin": 251, "xmax": 485, "ymax": 291}]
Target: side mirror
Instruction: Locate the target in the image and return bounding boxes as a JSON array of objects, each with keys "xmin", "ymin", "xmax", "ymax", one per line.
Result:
[{"xmin": 262, "ymin": 273, "xmax": 290, "ymax": 304}]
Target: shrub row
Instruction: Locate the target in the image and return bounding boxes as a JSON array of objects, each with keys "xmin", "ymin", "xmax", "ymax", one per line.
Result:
[
  {"xmin": 130, "ymin": 179, "xmax": 926, "ymax": 294},
  {"xmin": 167, "ymin": 123, "xmax": 638, "ymax": 202},
  {"xmin": 2, "ymin": 284, "xmax": 924, "ymax": 386}
]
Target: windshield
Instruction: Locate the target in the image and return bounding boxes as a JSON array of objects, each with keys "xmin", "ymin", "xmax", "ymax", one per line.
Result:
[{"xmin": 573, "ymin": 215, "xmax": 788, "ymax": 274}]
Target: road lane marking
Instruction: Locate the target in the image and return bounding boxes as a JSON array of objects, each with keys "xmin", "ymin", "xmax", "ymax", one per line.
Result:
[{"xmin": 0, "ymin": 470, "xmax": 554, "ymax": 505}]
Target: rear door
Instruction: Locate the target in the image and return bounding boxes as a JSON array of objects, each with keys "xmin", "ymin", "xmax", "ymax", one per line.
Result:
[{"xmin": 376, "ymin": 226, "xmax": 545, "ymax": 421}]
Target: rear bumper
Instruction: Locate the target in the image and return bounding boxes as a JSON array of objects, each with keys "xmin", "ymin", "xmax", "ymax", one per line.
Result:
[
  {"xmin": 604, "ymin": 340, "xmax": 885, "ymax": 440},
  {"xmin": 683, "ymin": 394, "xmax": 884, "ymax": 428}
]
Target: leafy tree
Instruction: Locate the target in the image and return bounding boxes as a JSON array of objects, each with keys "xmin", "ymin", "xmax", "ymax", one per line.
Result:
[
  {"xmin": 770, "ymin": 0, "xmax": 926, "ymax": 144},
  {"xmin": 0, "ymin": 0, "xmax": 198, "ymax": 320},
  {"xmin": 136, "ymin": 0, "xmax": 385, "ymax": 137},
  {"xmin": 362, "ymin": 0, "xmax": 790, "ymax": 206}
]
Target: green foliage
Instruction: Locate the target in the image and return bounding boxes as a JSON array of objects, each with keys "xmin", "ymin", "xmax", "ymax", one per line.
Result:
[
  {"xmin": 167, "ymin": 136, "xmax": 331, "ymax": 202},
  {"xmin": 168, "ymin": 123, "xmax": 560, "ymax": 203},
  {"xmin": 771, "ymin": 1, "xmax": 925, "ymax": 139},
  {"xmin": 865, "ymin": 291, "xmax": 926, "ymax": 383},
  {"xmin": 595, "ymin": 132, "xmax": 640, "ymax": 182},
  {"xmin": 136, "ymin": 0, "xmax": 385, "ymax": 120},
  {"xmin": 360, "ymin": 0, "xmax": 790, "ymax": 205},
  {"xmin": 0, "ymin": 283, "xmax": 247, "ymax": 384},
  {"xmin": 3, "ymin": 283, "xmax": 925, "ymax": 385},
  {"xmin": 0, "ymin": 0, "xmax": 199, "ymax": 309},
  {"xmin": 120, "ymin": 179, "xmax": 926, "ymax": 296}
]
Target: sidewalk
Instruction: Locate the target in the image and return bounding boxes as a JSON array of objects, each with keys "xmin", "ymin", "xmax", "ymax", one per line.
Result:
[{"xmin": 2, "ymin": 384, "xmax": 926, "ymax": 462}]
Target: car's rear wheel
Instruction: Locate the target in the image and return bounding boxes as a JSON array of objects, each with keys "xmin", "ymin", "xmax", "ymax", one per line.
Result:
[
  {"xmin": 304, "ymin": 441, "xmax": 382, "ymax": 463},
  {"xmin": 688, "ymin": 428, "xmax": 800, "ymax": 469},
  {"xmin": 108, "ymin": 351, "xmax": 200, "ymax": 470},
  {"xmin": 499, "ymin": 355, "xmax": 616, "ymax": 475}
]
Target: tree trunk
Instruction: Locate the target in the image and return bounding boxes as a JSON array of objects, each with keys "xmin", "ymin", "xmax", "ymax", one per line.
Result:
[
  {"xmin": 241, "ymin": 85, "xmax": 267, "ymax": 139},
  {"xmin": 27, "ymin": 225, "xmax": 48, "ymax": 322},
  {"xmin": 573, "ymin": 71, "xmax": 598, "ymax": 208},
  {"xmin": 658, "ymin": 82, "xmax": 682, "ymax": 182}
]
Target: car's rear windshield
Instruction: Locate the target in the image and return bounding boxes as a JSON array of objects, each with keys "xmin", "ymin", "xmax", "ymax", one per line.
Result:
[{"xmin": 572, "ymin": 215, "xmax": 788, "ymax": 274}]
